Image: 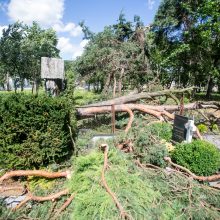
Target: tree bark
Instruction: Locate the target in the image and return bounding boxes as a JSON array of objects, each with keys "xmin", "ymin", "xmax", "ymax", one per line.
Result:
[
  {"xmin": 103, "ymin": 73, "xmax": 112, "ymax": 94},
  {"xmin": 14, "ymin": 189, "xmax": 70, "ymax": 210},
  {"xmin": 0, "ymin": 170, "xmax": 70, "ymax": 183},
  {"xmin": 84, "ymin": 87, "xmax": 195, "ymax": 107},
  {"xmin": 164, "ymin": 157, "xmax": 220, "ymax": 182},
  {"xmin": 118, "ymin": 68, "xmax": 124, "ymax": 96},
  {"xmin": 206, "ymin": 77, "xmax": 214, "ymax": 99}
]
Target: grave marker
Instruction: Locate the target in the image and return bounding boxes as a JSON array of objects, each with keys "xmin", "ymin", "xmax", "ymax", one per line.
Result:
[{"xmin": 172, "ymin": 114, "xmax": 196, "ymax": 143}]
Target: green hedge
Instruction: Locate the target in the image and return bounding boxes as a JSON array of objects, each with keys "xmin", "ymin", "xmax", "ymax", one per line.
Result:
[
  {"xmin": 0, "ymin": 93, "xmax": 76, "ymax": 170},
  {"xmin": 172, "ymin": 140, "xmax": 220, "ymax": 176}
]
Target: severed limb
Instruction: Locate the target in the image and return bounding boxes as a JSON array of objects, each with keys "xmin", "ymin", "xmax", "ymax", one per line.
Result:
[
  {"xmin": 164, "ymin": 157, "xmax": 220, "ymax": 182},
  {"xmin": 14, "ymin": 189, "xmax": 70, "ymax": 210},
  {"xmin": 100, "ymin": 144, "xmax": 132, "ymax": 220},
  {"xmin": 0, "ymin": 170, "xmax": 71, "ymax": 183}
]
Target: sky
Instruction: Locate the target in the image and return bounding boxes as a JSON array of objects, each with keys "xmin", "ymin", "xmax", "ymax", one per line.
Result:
[{"xmin": 0, "ymin": 0, "xmax": 161, "ymax": 60}]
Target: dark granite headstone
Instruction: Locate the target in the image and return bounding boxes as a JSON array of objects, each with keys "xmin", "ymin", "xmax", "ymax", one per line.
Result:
[{"xmin": 172, "ymin": 115, "xmax": 189, "ymax": 142}]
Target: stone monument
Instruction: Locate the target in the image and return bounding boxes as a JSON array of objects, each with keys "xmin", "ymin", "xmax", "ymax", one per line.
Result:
[{"xmin": 41, "ymin": 57, "xmax": 65, "ymax": 96}]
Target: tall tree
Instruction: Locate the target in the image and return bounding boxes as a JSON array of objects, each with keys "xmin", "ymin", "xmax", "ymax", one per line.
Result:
[
  {"xmin": 151, "ymin": 0, "xmax": 220, "ymax": 97},
  {"xmin": 23, "ymin": 22, "xmax": 60, "ymax": 93},
  {"xmin": 75, "ymin": 14, "xmax": 153, "ymax": 96},
  {"xmin": 0, "ymin": 22, "xmax": 26, "ymax": 92},
  {"xmin": 0, "ymin": 22, "xmax": 60, "ymax": 93}
]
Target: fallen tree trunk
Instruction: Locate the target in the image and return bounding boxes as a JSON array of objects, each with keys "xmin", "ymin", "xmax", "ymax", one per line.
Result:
[
  {"xmin": 77, "ymin": 102, "xmax": 220, "ymax": 118},
  {"xmin": 0, "ymin": 170, "xmax": 71, "ymax": 183},
  {"xmin": 83, "ymin": 87, "xmax": 195, "ymax": 107},
  {"xmin": 77, "ymin": 102, "xmax": 214, "ymax": 135}
]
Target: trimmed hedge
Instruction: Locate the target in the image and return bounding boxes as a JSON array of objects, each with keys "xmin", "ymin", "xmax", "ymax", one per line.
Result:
[
  {"xmin": 172, "ymin": 140, "xmax": 220, "ymax": 176},
  {"xmin": 0, "ymin": 93, "xmax": 76, "ymax": 170}
]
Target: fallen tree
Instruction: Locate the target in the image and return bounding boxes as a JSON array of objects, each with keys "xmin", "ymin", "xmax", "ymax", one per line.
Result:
[
  {"xmin": 83, "ymin": 87, "xmax": 195, "ymax": 107},
  {"xmin": 77, "ymin": 101, "xmax": 220, "ymax": 135}
]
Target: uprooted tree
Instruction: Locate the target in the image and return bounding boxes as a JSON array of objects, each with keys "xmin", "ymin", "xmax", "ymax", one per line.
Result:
[{"xmin": 76, "ymin": 87, "xmax": 219, "ymax": 135}]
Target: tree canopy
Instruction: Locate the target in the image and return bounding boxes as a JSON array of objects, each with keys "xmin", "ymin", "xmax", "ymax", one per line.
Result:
[
  {"xmin": 151, "ymin": 0, "xmax": 220, "ymax": 97},
  {"xmin": 0, "ymin": 22, "xmax": 59, "ymax": 92},
  {"xmin": 74, "ymin": 13, "xmax": 154, "ymax": 96}
]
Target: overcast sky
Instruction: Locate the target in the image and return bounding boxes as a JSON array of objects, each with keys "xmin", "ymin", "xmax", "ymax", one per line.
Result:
[{"xmin": 0, "ymin": 0, "xmax": 161, "ymax": 60}]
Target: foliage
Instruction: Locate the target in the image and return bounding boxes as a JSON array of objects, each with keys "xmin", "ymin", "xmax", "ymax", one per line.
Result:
[
  {"xmin": 74, "ymin": 89, "xmax": 102, "ymax": 106},
  {"xmin": 2, "ymin": 147, "xmax": 220, "ymax": 219},
  {"xmin": 117, "ymin": 120, "xmax": 171, "ymax": 167},
  {"xmin": 152, "ymin": 0, "xmax": 220, "ymax": 97},
  {"xmin": 0, "ymin": 22, "xmax": 59, "ymax": 93},
  {"xmin": 197, "ymin": 124, "xmax": 208, "ymax": 133},
  {"xmin": 172, "ymin": 140, "xmax": 220, "ymax": 176},
  {"xmin": 147, "ymin": 122, "xmax": 172, "ymax": 142},
  {"xmin": 74, "ymin": 13, "xmax": 153, "ymax": 94},
  {"xmin": 0, "ymin": 93, "xmax": 76, "ymax": 170},
  {"xmin": 211, "ymin": 124, "xmax": 219, "ymax": 132}
]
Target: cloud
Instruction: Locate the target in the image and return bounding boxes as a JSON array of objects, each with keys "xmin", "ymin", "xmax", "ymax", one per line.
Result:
[
  {"xmin": 0, "ymin": 2, "xmax": 8, "ymax": 12},
  {"xmin": 53, "ymin": 22, "xmax": 82, "ymax": 37},
  {"xmin": 147, "ymin": 0, "xmax": 156, "ymax": 10},
  {"xmin": 57, "ymin": 37, "xmax": 89, "ymax": 60},
  {"xmin": 7, "ymin": 0, "xmax": 64, "ymax": 26},
  {"xmin": 0, "ymin": 25, "xmax": 7, "ymax": 38}
]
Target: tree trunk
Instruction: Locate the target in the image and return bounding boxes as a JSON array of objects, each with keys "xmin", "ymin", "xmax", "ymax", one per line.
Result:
[
  {"xmin": 14, "ymin": 78, "xmax": 17, "ymax": 93},
  {"xmin": 113, "ymin": 74, "xmax": 116, "ymax": 97},
  {"xmin": 6, "ymin": 73, "xmax": 10, "ymax": 91},
  {"xmin": 206, "ymin": 77, "xmax": 213, "ymax": 99},
  {"xmin": 103, "ymin": 73, "xmax": 112, "ymax": 94},
  {"xmin": 20, "ymin": 79, "xmax": 24, "ymax": 92},
  {"xmin": 118, "ymin": 68, "xmax": 124, "ymax": 96},
  {"xmin": 84, "ymin": 87, "xmax": 195, "ymax": 107}
]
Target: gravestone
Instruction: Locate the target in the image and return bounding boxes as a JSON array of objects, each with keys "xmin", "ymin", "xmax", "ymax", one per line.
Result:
[
  {"xmin": 172, "ymin": 114, "xmax": 196, "ymax": 143},
  {"xmin": 172, "ymin": 115, "xmax": 189, "ymax": 142},
  {"xmin": 41, "ymin": 57, "xmax": 65, "ymax": 96}
]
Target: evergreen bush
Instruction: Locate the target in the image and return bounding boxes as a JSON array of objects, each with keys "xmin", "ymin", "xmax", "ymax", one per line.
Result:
[
  {"xmin": 0, "ymin": 93, "xmax": 76, "ymax": 170},
  {"xmin": 119, "ymin": 121, "xmax": 171, "ymax": 167},
  {"xmin": 172, "ymin": 140, "xmax": 220, "ymax": 176}
]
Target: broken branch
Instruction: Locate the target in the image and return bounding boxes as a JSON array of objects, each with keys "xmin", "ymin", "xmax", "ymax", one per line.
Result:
[
  {"xmin": 14, "ymin": 189, "xmax": 70, "ymax": 210},
  {"xmin": 164, "ymin": 157, "xmax": 220, "ymax": 182},
  {"xmin": 100, "ymin": 144, "xmax": 132, "ymax": 220},
  {"xmin": 0, "ymin": 170, "xmax": 71, "ymax": 183}
]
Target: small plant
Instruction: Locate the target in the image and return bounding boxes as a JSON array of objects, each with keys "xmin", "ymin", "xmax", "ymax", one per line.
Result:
[
  {"xmin": 172, "ymin": 140, "xmax": 220, "ymax": 176},
  {"xmin": 211, "ymin": 124, "xmax": 219, "ymax": 132},
  {"xmin": 148, "ymin": 122, "xmax": 172, "ymax": 142},
  {"xmin": 197, "ymin": 124, "xmax": 208, "ymax": 133}
]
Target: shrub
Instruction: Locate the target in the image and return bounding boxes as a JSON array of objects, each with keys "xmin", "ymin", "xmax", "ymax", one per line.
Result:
[
  {"xmin": 211, "ymin": 124, "xmax": 219, "ymax": 132},
  {"xmin": 0, "ymin": 93, "xmax": 76, "ymax": 170},
  {"xmin": 127, "ymin": 122, "xmax": 170, "ymax": 167},
  {"xmin": 172, "ymin": 140, "xmax": 220, "ymax": 176},
  {"xmin": 197, "ymin": 124, "xmax": 208, "ymax": 133},
  {"xmin": 147, "ymin": 122, "xmax": 172, "ymax": 142}
]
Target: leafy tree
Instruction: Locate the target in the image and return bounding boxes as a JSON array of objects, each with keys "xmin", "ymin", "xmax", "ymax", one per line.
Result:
[
  {"xmin": 0, "ymin": 22, "xmax": 60, "ymax": 93},
  {"xmin": 151, "ymin": 0, "xmax": 220, "ymax": 97},
  {"xmin": 0, "ymin": 22, "xmax": 26, "ymax": 92},
  {"xmin": 75, "ymin": 14, "xmax": 153, "ymax": 95}
]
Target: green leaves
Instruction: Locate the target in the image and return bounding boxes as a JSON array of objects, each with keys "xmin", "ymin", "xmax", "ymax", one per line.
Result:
[
  {"xmin": 152, "ymin": 0, "xmax": 220, "ymax": 92},
  {"xmin": 172, "ymin": 140, "xmax": 220, "ymax": 176},
  {"xmin": 0, "ymin": 93, "xmax": 76, "ymax": 170},
  {"xmin": 0, "ymin": 22, "xmax": 59, "ymax": 91},
  {"xmin": 74, "ymin": 14, "xmax": 152, "ymax": 94}
]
